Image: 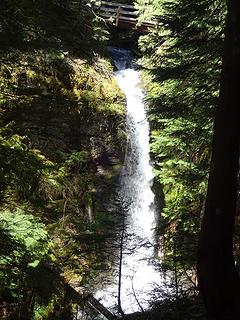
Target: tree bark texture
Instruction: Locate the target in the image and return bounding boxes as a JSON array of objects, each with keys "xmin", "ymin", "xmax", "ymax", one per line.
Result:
[{"xmin": 197, "ymin": 0, "xmax": 240, "ymax": 319}]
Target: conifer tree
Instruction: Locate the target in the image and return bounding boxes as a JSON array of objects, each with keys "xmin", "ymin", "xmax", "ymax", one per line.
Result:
[
  {"xmin": 136, "ymin": 0, "xmax": 226, "ymax": 285},
  {"xmin": 197, "ymin": 0, "xmax": 240, "ymax": 318}
]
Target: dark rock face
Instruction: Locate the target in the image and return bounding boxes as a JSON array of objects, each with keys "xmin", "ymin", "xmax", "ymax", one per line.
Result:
[{"xmin": 7, "ymin": 96, "xmax": 126, "ymax": 207}]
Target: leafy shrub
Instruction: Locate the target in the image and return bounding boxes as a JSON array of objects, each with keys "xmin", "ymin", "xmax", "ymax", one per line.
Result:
[{"xmin": 0, "ymin": 209, "xmax": 51, "ymax": 301}]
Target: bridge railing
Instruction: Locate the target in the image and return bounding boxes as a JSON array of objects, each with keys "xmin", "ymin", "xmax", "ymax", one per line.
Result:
[{"xmin": 94, "ymin": 0, "xmax": 156, "ymax": 28}]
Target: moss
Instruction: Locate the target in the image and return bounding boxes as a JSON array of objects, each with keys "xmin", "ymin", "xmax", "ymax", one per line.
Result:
[{"xmin": 0, "ymin": 44, "xmax": 126, "ymax": 316}]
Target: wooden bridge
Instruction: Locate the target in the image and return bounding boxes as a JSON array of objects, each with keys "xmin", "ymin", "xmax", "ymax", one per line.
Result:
[{"xmin": 93, "ymin": 0, "xmax": 156, "ymax": 30}]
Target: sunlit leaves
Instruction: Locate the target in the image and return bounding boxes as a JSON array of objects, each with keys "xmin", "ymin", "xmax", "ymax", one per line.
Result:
[
  {"xmin": 0, "ymin": 209, "xmax": 51, "ymax": 308},
  {"xmin": 0, "ymin": 209, "xmax": 51, "ymax": 268}
]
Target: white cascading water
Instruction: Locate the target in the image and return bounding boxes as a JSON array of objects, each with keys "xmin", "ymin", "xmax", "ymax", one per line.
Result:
[
  {"xmin": 115, "ymin": 49, "xmax": 162, "ymax": 311},
  {"xmin": 94, "ymin": 48, "xmax": 165, "ymax": 315}
]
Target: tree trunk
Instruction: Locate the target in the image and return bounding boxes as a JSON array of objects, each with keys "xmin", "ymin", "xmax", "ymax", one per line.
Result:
[{"xmin": 197, "ymin": 1, "xmax": 240, "ymax": 319}]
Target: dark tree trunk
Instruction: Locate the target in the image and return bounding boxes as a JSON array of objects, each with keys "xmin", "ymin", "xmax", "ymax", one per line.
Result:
[{"xmin": 197, "ymin": 1, "xmax": 240, "ymax": 319}]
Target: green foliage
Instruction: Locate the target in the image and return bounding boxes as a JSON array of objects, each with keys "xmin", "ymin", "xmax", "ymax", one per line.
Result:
[
  {"xmin": 0, "ymin": 209, "xmax": 51, "ymax": 308},
  {"xmin": 0, "ymin": 0, "xmax": 108, "ymax": 52},
  {"xmin": 0, "ymin": 209, "xmax": 50, "ymax": 268},
  {"xmin": 135, "ymin": 0, "xmax": 165, "ymax": 24},
  {"xmin": 0, "ymin": 0, "xmax": 126, "ymax": 317},
  {"xmin": 137, "ymin": 0, "xmax": 226, "ymax": 287},
  {"xmin": 0, "ymin": 41, "xmax": 124, "ymax": 313},
  {"xmin": 0, "ymin": 129, "xmax": 48, "ymax": 200}
]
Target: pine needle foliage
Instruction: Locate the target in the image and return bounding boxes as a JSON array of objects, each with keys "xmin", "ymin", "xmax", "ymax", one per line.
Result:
[{"xmin": 137, "ymin": 0, "xmax": 226, "ymax": 289}]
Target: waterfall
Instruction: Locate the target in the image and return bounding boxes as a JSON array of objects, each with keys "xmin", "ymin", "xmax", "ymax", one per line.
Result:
[
  {"xmin": 114, "ymin": 48, "xmax": 160, "ymax": 312},
  {"xmin": 93, "ymin": 48, "xmax": 165, "ymax": 315}
]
